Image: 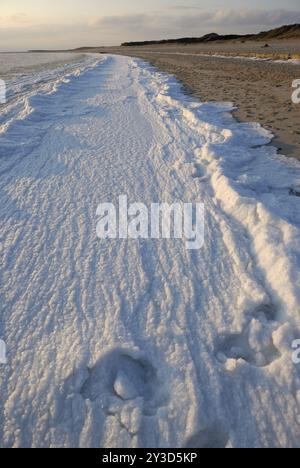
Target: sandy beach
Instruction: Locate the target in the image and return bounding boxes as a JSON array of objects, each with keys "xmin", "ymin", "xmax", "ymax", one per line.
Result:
[{"xmin": 96, "ymin": 41, "xmax": 300, "ymax": 160}]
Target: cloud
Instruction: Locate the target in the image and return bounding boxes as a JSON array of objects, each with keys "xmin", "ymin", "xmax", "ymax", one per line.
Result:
[
  {"xmin": 90, "ymin": 9, "xmax": 300, "ymax": 37},
  {"xmin": 0, "ymin": 13, "xmax": 34, "ymax": 27},
  {"xmin": 198, "ymin": 9, "xmax": 300, "ymax": 27},
  {"xmin": 1, "ymin": 8, "xmax": 300, "ymax": 50}
]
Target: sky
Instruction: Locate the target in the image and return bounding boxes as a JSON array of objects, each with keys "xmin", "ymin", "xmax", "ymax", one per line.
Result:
[{"xmin": 0, "ymin": 0, "xmax": 300, "ymax": 51}]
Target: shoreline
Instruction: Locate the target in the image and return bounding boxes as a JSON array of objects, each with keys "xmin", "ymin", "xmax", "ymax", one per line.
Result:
[{"xmin": 94, "ymin": 43, "xmax": 300, "ymax": 160}]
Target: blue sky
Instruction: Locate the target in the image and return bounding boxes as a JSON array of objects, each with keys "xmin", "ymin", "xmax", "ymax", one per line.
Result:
[{"xmin": 1, "ymin": 0, "xmax": 300, "ymax": 50}]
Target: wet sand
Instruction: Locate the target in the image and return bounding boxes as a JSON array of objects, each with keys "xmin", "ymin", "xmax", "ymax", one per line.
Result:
[{"xmin": 96, "ymin": 41, "xmax": 300, "ymax": 159}]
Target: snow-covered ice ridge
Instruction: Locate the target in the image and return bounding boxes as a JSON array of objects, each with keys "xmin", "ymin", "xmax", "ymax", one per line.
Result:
[
  {"xmin": 0, "ymin": 54, "xmax": 300, "ymax": 448},
  {"xmin": 0, "ymin": 53, "xmax": 99, "ymax": 136}
]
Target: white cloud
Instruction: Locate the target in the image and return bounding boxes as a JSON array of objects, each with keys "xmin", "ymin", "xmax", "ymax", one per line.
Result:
[
  {"xmin": 1, "ymin": 8, "xmax": 300, "ymax": 50},
  {"xmin": 0, "ymin": 12, "xmax": 37, "ymax": 28},
  {"xmin": 90, "ymin": 9, "xmax": 300, "ymax": 36}
]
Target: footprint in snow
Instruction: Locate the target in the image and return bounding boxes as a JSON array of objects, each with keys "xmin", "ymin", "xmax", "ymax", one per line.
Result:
[
  {"xmin": 80, "ymin": 348, "xmax": 164, "ymax": 414},
  {"xmin": 216, "ymin": 303, "xmax": 281, "ymax": 368}
]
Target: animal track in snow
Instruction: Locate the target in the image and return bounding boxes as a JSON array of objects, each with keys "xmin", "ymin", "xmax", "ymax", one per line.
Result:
[
  {"xmin": 217, "ymin": 303, "xmax": 281, "ymax": 368},
  {"xmin": 80, "ymin": 349, "xmax": 163, "ymax": 413}
]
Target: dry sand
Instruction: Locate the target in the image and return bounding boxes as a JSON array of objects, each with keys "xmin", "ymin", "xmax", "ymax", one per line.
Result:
[{"xmin": 95, "ymin": 40, "xmax": 300, "ymax": 160}]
